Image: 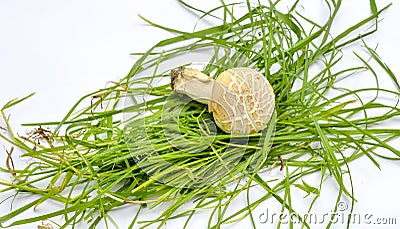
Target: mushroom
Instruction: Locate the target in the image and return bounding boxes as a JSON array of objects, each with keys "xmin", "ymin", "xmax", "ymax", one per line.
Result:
[{"xmin": 171, "ymin": 66, "xmax": 275, "ymax": 134}]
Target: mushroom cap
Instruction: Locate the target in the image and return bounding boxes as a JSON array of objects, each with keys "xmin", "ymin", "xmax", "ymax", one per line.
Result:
[{"xmin": 209, "ymin": 68, "xmax": 275, "ymax": 134}]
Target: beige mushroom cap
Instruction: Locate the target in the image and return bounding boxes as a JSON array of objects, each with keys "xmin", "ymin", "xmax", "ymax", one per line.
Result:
[{"xmin": 209, "ymin": 68, "xmax": 275, "ymax": 134}]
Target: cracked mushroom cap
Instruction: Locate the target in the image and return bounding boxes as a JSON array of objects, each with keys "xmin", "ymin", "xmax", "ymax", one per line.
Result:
[{"xmin": 209, "ymin": 68, "xmax": 275, "ymax": 134}]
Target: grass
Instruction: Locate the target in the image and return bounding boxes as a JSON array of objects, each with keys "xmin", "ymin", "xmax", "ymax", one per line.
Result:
[{"xmin": 1, "ymin": 0, "xmax": 399, "ymax": 228}]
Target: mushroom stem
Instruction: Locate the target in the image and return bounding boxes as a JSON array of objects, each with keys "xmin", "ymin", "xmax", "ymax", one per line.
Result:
[{"xmin": 171, "ymin": 66, "xmax": 214, "ymax": 105}]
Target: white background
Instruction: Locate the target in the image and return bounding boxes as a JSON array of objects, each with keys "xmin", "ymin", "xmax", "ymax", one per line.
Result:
[{"xmin": 0, "ymin": 0, "xmax": 399, "ymax": 228}]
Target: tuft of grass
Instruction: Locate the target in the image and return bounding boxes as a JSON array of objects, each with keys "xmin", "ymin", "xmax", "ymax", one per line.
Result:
[{"xmin": 1, "ymin": 0, "xmax": 399, "ymax": 228}]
